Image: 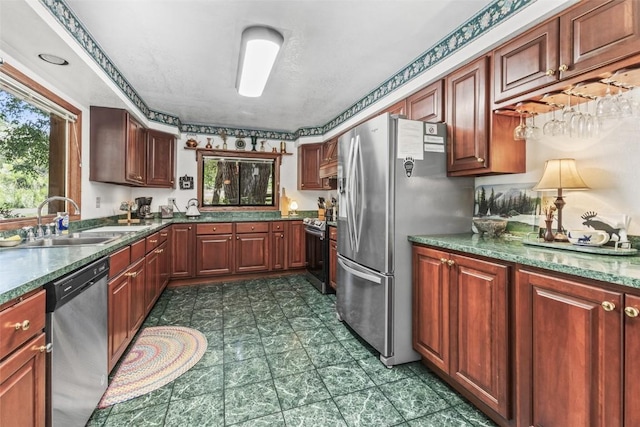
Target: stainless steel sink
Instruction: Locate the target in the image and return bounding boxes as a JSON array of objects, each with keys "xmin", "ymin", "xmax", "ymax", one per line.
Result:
[{"xmin": 20, "ymin": 235, "xmax": 120, "ymax": 248}]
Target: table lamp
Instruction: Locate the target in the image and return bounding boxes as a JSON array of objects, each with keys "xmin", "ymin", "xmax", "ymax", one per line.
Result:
[
  {"xmin": 289, "ymin": 200, "xmax": 299, "ymax": 216},
  {"xmin": 533, "ymin": 158, "xmax": 589, "ymax": 241}
]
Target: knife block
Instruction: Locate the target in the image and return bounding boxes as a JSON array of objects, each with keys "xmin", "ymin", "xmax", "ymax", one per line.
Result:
[{"xmin": 318, "ymin": 208, "xmax": 325, "ymax": 220}]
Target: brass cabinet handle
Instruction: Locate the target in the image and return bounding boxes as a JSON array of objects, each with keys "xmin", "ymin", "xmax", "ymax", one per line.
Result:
[
  {"xmin": 155, "ymin": 249, "xmax": 164, "ymax": 254},
  {"xmin": 602, "ymin": 301, "xmax": 616, "ymax": 312},
  {"xmin": 36, "ymin": 343, "xmax": 52, "ymax": 353},
  {"xmin": 625, "ymin": 307, "xmax": 639, "ymax": 318},
  {"xmin": 558, "ymin": 64, "xmax": 569, "ymax": 72},
  {"xmin": 440, "ymin": 258, "xmax": 447, "ymax": 264},
  {"xmin": 149, "ymin": 239, "xmax": 158, "ymax": 243},
  {"xmin": 447, "ymin": 259, "xmax": 456, "ymax": 267},
  {"xmin": 545, "ymin": 69, "xmax": 555, "ymax": 76},
  {"xmin": 160, "ymin": 233, "xmax": 168, "ymax": 237},
  {"xmin": 476, "ymin": 157, "xmax": 484, "ymax": 163},
  {"xmin": 14, "ymin": 320, "xmax": 30, "ymax": 331},
  {"xmin": 125, "ymin": 272, "xmax": 137, "ymax": 278}
]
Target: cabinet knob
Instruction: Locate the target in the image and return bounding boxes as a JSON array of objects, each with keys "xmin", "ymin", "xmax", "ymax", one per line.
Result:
[
  {"xmin": 14, "ymin": 320, "xmax": 30, "ymax": 331},
  {"xmin": 625, "ymin": 306, "xmax": 639, "ymax": 318},
  {"xmin": 36, "ymin": 343, "xmax": 52, "ymax": 353},
  {"xmin": 251, "ymin": 226, "xmax": 254, "ymax": 230},
  {"xmin": 236, "ymin": 236, "xmax": 239, "ymax": 240},
  {"xmin": 476, "ymin": 157, "xmax": 484, "ymax": 163},
  {"xmin": 447, "ymin": 259, "xmax": 455, "ymax": 267},
  {"xmin": 281, "ymin": 234, "xmax": 284, "ymax": 238},
  {"xmin": 188, "ymin": 226, "xmax": 192, "ymax": 230},
  {"xmin": 558, "ymin": 64, "xmax": 569, "ymax": 72},
  {"xmin": 545, "ymin": 69, "xmax": 555, "ymax": 76},
  {"xmin": 125, "ymin": 271, "xmax": 138, "ymax": 278},
  {"xmin": 440, "ymin": 258, "xmax": 447, "ymax": 264},
  {"xmin": 301, "ymin": 184, "xmax": 305, "ymax": 187},
  {"xmin": 229, "ymin": 236, "xmax": 232, "ymax": 240},
  {"xmin": 601, "ymin": 301, "xmax": 616, "ymax": 312}
]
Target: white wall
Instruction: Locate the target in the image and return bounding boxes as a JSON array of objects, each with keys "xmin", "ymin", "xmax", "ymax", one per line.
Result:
[{"xmin": 477, "ymin": 93, "xmax": 640, "ymax": 235}]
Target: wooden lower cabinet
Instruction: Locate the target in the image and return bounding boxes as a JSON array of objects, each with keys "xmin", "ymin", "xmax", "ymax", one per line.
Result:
[
  {"xmin": 196, "ymin": 233, "xmax": 234, "ymax": 276},
  {"xmin": 128, "ymin": 258, "xmax": 146, "ymax": 336},
  {"xmin": 515, "ymin": 268, "xmax": 623, "ymax": 427},
  {"xmin": 288, "ymin": 221, "xmax": 306, "ymax": 269},
  {"xmin": 412, "ymin": 245, "xmax": 510, "ymax": 420},
  {"xmin": 625, "ymin": 294, "xmax": 640, "ymax": 427},
  {"xmin": 271, "ymin": 227, "xmax": 287, "ymax": 271},
  {"xmin": 236, "ymin": 229, "xmax": 269, "ymax": 273},
  {"xmin": 171, "ymin": 224, "xmax": 195, "ymax": 278},
  {"xmin": 108, "ymin": 271, "xmax": 131, "ymax": 372}
]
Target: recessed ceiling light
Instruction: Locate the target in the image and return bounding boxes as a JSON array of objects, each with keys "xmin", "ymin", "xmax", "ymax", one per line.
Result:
[{"xmin": 38, "ymin": 53, "xmax": 69, "ymax": 66}]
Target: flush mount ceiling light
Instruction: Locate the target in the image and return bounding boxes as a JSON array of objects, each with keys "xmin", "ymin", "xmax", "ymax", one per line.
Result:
[
  {"xmin": 38, "ymin": 53, "xmax": 69, "ymax": 66},
  {"xmin": 236, "ymin": 26, "xmax": 284, "ymax": 98}
]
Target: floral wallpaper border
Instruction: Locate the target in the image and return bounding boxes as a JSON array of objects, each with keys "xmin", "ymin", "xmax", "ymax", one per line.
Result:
[{"xmin": 40, "ymin": 0, "xmax": 533, "ymax": 140}]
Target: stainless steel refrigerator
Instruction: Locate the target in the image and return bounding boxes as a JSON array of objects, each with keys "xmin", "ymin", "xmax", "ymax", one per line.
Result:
[{"xmin": 336, "ymin": 113, "xmax": 473, "ymax": 367}]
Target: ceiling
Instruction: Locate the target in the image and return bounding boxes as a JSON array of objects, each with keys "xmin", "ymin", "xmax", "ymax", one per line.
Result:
[{"xmin": 0, "ymin": 0, "xmax": 571, "ymax": 134}]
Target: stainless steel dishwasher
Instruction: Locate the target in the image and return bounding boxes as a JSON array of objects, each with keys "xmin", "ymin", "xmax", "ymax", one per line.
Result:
[{"xmin": 46, "ymin": 257, "xmax": 109, "ymax": 427}]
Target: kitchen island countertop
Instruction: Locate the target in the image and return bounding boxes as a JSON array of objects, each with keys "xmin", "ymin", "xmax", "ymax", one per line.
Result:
[{"xmin": 409, "ymin": 233, "xmax": 640, "ymax": 291}]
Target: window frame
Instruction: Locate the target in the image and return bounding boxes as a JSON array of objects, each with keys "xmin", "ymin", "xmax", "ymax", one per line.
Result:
[
  {"xmin": 196, "ymin": 149, "xmax": 281, "ymax": 212},
  {"xmin": 0, "ymin": 62, "xmax": 82, "ymax": 230}
]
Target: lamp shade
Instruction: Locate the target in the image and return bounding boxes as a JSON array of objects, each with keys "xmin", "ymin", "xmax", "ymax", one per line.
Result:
[
  {"xmin": 236, "ymin": 26, "xmax": 284, "ymax": 97},
  {"xmin": 533, "ymin": 158, "xmax": 590, "ymax": 191}
]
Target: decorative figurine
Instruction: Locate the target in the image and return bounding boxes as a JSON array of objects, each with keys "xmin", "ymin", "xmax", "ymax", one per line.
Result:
[
  {"xmin": 220, "ymin": 130, "xmax": 228, "ymax": 150},
  {"xmin": 260, "ymin": 140, "xmax": 266, "ymax": 152},
  {"xmin": 205, "ymin": 137, "xmax": 213, "ymax": 149},
  {"xmin": 251, "ymin": 136, "xmax": 258, "ymax": 151}
]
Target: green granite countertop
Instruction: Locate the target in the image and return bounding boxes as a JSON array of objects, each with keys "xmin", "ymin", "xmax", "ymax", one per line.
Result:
[
  {"xmin": 408, "ymin": 234, "xmax": 640, "ymax": 290},
  {"xmin": 0, "ymin": 213, "xmax": 307, "ymax": 305}
]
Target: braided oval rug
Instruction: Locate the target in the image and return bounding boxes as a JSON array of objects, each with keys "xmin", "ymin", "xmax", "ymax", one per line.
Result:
[{"xmin": 98, "ymin": 326, "xmax": 207, "ymax": 408}]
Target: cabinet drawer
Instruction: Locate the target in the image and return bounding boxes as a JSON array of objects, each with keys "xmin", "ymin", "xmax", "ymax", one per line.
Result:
[
  {"xmin": 0, "ymin": 291, "xmax": 45, "ymax": 359},
  {"xmin": 109, "ymin": 246, "xmax": 131, "ymax": 278},
  {"xmin": 146, "ymin": 232, "xmax": 161, "ymax": 253},
  {"xmin": 131, "ymin": 239, "xmax": 146, "ymax": 262},
  {"xmin": 271, "ymin": 221, "xmax": 285, "ymax": 232},
  {"xmin": 158, "ymin": 228, "xmax": 170, "ymax": 243},
  {"xmin": 236, "ymin": 222, "xmax": 269, "ymax": 233},
  {"xmin": 196, "ymin": 223, "xmax": 233, "ymax": 235},
  {"xmin": 329, "ymin": 226, "xmax": 337, "ymax": 241}
]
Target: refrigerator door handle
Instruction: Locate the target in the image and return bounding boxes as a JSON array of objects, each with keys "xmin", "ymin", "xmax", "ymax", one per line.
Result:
[
  {"xmin": 346, "ymin": 136, "xmax": 357, "ymax": 252},
  {"xmin": 353, "ymin": 134, "xmax": 364, "ymax": 251},
  {"xmin": 338, "ymin": 257, "xmax": 382, "ymax": 284}
]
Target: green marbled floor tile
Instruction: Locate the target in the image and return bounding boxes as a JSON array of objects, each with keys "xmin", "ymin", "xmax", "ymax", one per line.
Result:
[
  {"xmin": 87, "ymin": 406, "xmax": 111, "ymax": 427},
  {"xmin": 272, "ymin": 289, "xmax": 299, "ymax": 300},
  {"xmin": 325, "ymin": 321, "xmax": 357, "ymax": 340},
  {"xmin": 315, "ymin": 308, "xmax": 341, "ymax": 323},
  {"xmin": 196, "ymin": 283, "xmax": 223, "ymax": 293},
  {"xmin": 407, "ymin": 408, "xmax": 474, "ymax": 427},
  {"xmin": 171, "ymin": 365, "xmax": 224, "ymax": 400},
  {"xmin": 222, "ymin": 305, "xmax": 253, "ymax": 318},
  {"xmin": 356, "ymin": 356, "xmax": 413, "ymax": 385},
  {"xmin": 408, "ymin": 362, "xmax": 464, "ymax": 406},
  {"xmin": 157, "ymin": 309, "xmax": 193, "ymax": 326},
  {"xmin": 224, "ymin": 356, "xmax": 272, "ymax": 388},
  {"xmin": 273, "ymin": 370, "xmax": 331, "ymax": 410},
  {"xmin": 276, "ymin": 295, "xmax": 307, "ymax": 307},
  {"xmin": 108, "ymin": 382, "xmax": 173, "ymax": 415},
  {"xmin": 295, "ymin": 326, "xmax": 338, "ymax": 347},
  {"xmin": 223, "ymin": 324, "xmax": 261, "ymax": 342},
  {"xmin": 266, "ymin": 348, "xmax": 316, "ymax": 378},
  {"xmin": 333, "ymin": 386, "xmax": 404, "ymax": 427},
  {"xmin": 103, "ymin": 402, "xmax": 169, "ymax": 427},
  {"xmin": 249, "ymin": 296, "xmax": 278, "ymax": 309},
  {"xmin": 379, "ymin": 377, "xmax": 449, "ymax": 421},
  {"xmin": 288, "ymin": 315, "xmax": 325, "ymax": 331},
  {"xmin": 282, "ymin": 398, "xmax": 347, "ymax": 427},
  {"xmin": 190, "ymin": 316, "xmax": 223, "ymax": 332},
  {"xmin": 164, "ymin": 393, "xmax": 224, "ymax": 427},
  {"xmin": 316, "ymin": 361, "xmax": 375, "ymax": 396},
  {"xmin": 256, "ymin": 318, "xmax": 295, "ymax": 337},
  {"xmin": 191, "ymin": 307, "xmax": 224, "ymax": 321},
  {"xmin": 453, "ymin": 402, "xmax": 498, "ymax": 427},
  {"xmin": 194, "ymin": 347, "xmax": 225, "ymax": 368},
  {"xmin": 223, "ymin": 337, "xmax": 265, "ymax": 362},
  {"xmin": 261, "ymin": 332, "xmax": 303, "ymax": 354},
  {"xmin": 223, "ymin": 312, "xmax": 256, "ymax": 329},
  {"xmin": 224, "ymin": 380, "xmax": 281, "ymax": 425},
  {"xmin": 305, "ymin": 341, "xmax": 355, "ymax": 368},
  {"xmin": 193, "ymin": 296, "xmax": 223, "ymax": 310},
  {"xmin": 339, "ymin": 338, "xmax": 376, "ymax": 360},
  {"xmin": 281, "ymin": 304, "xmax": 316, "ymax": 318},
  {"xmin": 201, "ymin": 329, "xmax": 224, "ymax": 346},
  {"xmin": 228, "ymin": 412, "xmax": 286, "ymax": 427}
]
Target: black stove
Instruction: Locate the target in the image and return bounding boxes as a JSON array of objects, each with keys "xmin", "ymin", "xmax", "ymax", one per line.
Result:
[{"xmin": 302, "ymin": 217, "xmax": 332, "ymax": 294}]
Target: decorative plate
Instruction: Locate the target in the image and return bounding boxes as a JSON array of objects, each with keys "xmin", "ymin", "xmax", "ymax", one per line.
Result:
[
  {"xmin": 235, "ymin": 138, "xmax": 246, "ymax": 150},
  {"xmin": 567, "ymin": 230, "xmax": 610, "ymax": 247}
]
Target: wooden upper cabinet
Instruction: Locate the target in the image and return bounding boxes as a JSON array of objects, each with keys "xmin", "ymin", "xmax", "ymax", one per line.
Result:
[
  {"xmin": 126, "ymin": 118, "xmax": 146, "ymax": 185},
  {"xmin": 407, "ymin": 80, "xmax": 444, "ymax": 122},
  {"xmin": 146, "ymin": 130, "xmax": 175, "ymax": 188},
  {"xmin": 515, "ymin": 269, "xmax": 623, "ymax": 427},
  {"xmin": 319, "ymin": 137, "xmax": 338, "ymax": 179},
  {"xmin": 559, "ymin": 0, "xmax": 640, "ymax": 79},
  {"xmin": 298, "ymin": 143, "xmax": 324, "ymax": 190},
  {"xmin": 446, "ymin": 57, "xmax": 489, "ymax": 174},
  {"xmin": 380, "ymin": 99, "xmax": 407, "ymax": 117},
  {"xmin": 493, "ymin": 19, "xmax": 560, "ymax": 104}
]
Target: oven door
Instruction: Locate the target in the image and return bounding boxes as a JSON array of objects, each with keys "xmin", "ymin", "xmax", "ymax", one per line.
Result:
[{"xmin": 304, "ymin": 226, "xmax": 329, "ymax": 293}]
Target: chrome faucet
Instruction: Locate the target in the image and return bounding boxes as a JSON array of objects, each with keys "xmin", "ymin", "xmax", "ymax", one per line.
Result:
[{"xmin": 36, "ymin": 196, "xmax": 80, "ymax": 238}]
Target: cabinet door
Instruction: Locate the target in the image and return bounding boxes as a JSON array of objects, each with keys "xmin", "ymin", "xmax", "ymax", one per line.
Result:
[
  {"xmin": 493, "ymin": 19, "xmax": 560, "ymax": 103},
  {"xmin": 515, "ymin": 269, "xmax": 623, "ymax": 427},
  {"xmin": 0, "ymin": 333, "xmax": 46, "ymax": 427},
  {"xmin": 288, "ymin": 221, "xmax": 306, "ymax": 268},
  {"xmin": 329, "ymin": 238, "xmax": 338, "ymax": 290},
  {"xmin": 126, "ymin": 117, "xmax": 146, "ymax": 185},
  {"xmin": 450, "ymin": 254, "xmax": 509, "ymax": 418},
  {"xmin": 236, "ymin": 232, "xmax": 269, "ymax": 273},
  {"xmin": 145, "ymin": 250, "xmax": 159, "ymax": 313},
  {"xmin": 271, "ymin": 231, "xmax": 286, "ymax": 271},
  {"xmin": 171, "ymin": 224, "xmax": 195, "ymax": 278},
  {"xmin": 196, "ymin": 234, "xmax": 234, "ymax": 276},
  {"xmin": 625, "ymin": 294, "xmax": 640, "ymax": 427},
  {"xmin": 560, "ymin": 0, "xmax": 640, "ymax": 79},
  {"xmin": 298, "ymin": 143, "xmax": 324, "ymax": 190},
  {"xmin": 157, "ymin": 240, "xmax": 170, "ymax": 294},
  {"xmin": 128, "ymin": 258, "xmax": 146, "ymax": 335},
  {"xmin": 407, "ymin": 80, "xmax": 444, "ymax": 122},
  {"xmin": 146, "ymin": 130, "xmax": 175, "ymax": 188},
  {"xmin": 412, "ymin": 246, "xmax": 450, "ymax": 373},
  {"xmin": 446, "ymin": 57, "xmax": 489, "ymax": 173},
  {"xmin": 381, "ymin": 99, "xmax": 407, "ymax": 116},
  {"xmin": 108, "ymin": 273, "xmax": 130, "ymax": 372}
]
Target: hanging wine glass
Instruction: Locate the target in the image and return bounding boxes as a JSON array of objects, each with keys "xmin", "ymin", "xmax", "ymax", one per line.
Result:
[
  {"xmin": 561, "ymin": 92, "xmax": 575, "ymax": 135},
  {"xmin": 513, "ymin": 111, "xmax": 526, "ymax": 141},
  {"xmin": 596, "ymin": 80, "xmax": 620, "ymax": 119},
  {"xmin": 525, "ymin": 113, "xmax": 541, "ymax": 140},
  {"xmin": 543, "ymin": 103, "xmax": 563, "ymax": 136}
]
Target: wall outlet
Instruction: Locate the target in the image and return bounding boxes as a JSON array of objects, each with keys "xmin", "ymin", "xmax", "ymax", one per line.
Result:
[
  {"xmin": 168, "ymin": 198, "xmax": 175, "ymax": 206},
  {"xmin": 96, "ymin": 196, "xmax": 101, "ymax": 208}
]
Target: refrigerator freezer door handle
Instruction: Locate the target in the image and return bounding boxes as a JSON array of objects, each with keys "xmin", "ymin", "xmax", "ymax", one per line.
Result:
[
  {"xmin": 353, "ymin": 134, "xmax": 364, "ymax": 251},
  {"xmin": 346, "ymin": 136, "xmax": 357, "ymax": 252},
  {"xmin": 338, "ymin": 257, "xmax": 382, "ymax": 284}
]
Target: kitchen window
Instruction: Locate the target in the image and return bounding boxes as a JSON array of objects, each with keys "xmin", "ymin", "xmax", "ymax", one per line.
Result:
[
  {"xmin": 0, "ymin": 62, "xmax": 81, "ymax": 230},
  {"xmin": 197, "ymin": 150, "xmax": 281, "ymax": 211}
]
